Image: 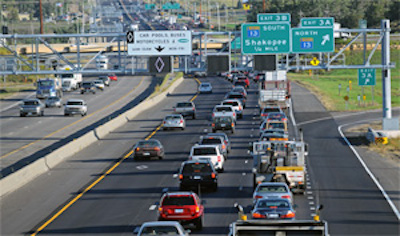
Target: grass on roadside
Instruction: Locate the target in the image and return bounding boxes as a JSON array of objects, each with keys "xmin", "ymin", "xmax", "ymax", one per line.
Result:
[{"xmin": 149, "ymin": 72, "xmax": 184, "ymax": 99}]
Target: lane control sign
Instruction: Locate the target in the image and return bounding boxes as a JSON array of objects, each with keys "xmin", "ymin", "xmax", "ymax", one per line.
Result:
[{"xmin": 127, "ymin": 30, "xmax": 192, "ymax": 56}]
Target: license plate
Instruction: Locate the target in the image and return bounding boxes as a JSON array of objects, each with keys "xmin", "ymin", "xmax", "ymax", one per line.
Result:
[
  {"xmin": 194, "ymin": 176, "xmax": 201, "ymax": 180},
  {"xmin": 221, "ymin": 124, "xmax": 226, "ymax": 127},
  {"xmin": 175, "ymin": 209, "xmax": 184, "ymax": 213},
  {"xmin": 269, "ymin": 214, "xmax": 279, "ymax": 218},
  {"xmin": 143, "ymin": 152, "xmax": 150, "ymax": 156}
]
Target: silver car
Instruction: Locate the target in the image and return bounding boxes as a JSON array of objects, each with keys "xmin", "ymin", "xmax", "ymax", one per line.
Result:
[
  {"xmin": 64, "ymin": 99, "xmax": 87, "ymax": 116},
  {"xmin": 20, "ymin": 99, "xmax": 45, "ymax": 117},
  {"xmin": 98, "ymin": 76, "xmax": 110, "ymax": 86},
  {"xmin": 163, "ymin": 114, "xmax": 185, "ymax": 130},
  {"xmin": 135, "ymin": 221, "xmax": 190, "ymax": 236},
  {"xmin": 253, "ymin": 182, "xmax": 293, "ymax": 205},
  {"xmin": 45, "ymin": 96, "xmax": 62, "ymax": 108},
  {"xmin": 198, "ymin": 82, "xmax": 212, "ymax": 93}
]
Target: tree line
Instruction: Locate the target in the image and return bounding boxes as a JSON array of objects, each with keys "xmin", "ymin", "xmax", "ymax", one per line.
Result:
[{"xmin": 246, "ymin": 0, "xmax": 400, "ymax": 31}]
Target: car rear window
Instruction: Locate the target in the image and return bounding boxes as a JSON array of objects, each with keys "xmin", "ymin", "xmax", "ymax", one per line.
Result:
[
  {"xmin": 141, "ymin": 226, "xmax": 179, "ymax": 234},
  {"xmin": 223, "ymin": 101, "xmax": 238, "ymax": 106},
  {"xmin": 162, "ymin": 196, "xmax": 195, "ymax": 206},
  {"xmin": 182, "ymin": 163, "xmax": 213, "ymax": 173},
  {"xmin": 267, "ymin": 122, "xmax": 285, "ymax": 129},
  {"xmin": 177, "ymin": 103, "xmax": 192, "ymax": 108},
  {"xmin": 228, "ymin": 94, "xmax": 243, "ymax": 99},
  {"xmin": 263, "ymin": 108, "xmax": 281, "ymax": 113},
  {"xmin": 215, "ymin": 107, "xmax": 232, "ymax": 112},
  {"xmin": 215, "ymin": 117, "xmax": 232, "ymax": 123},
  {"xmin": 257, "ymin": 200, "xmax": 289, "ymax": 208},
  {"xmin": 67, "ymin": 101, "xmax": 83, "ymax": 106},
  {"xmin": 165, "ymin": 116, "xmax": 180, "ymax": 120},
  {"xmin": 24, "ymin": 101, "xmax": 38, "ymax": 105},
  {"xmin": 193, "ymin": 147, "xmax": 217, "ymax": 155},
  {"xmin": 257, "ymin": 185, "xmax": 288, "ymax": 193},
  {"xmin": 201, "ymin": 138, "xmax": 222, "ymax": 145},
  {"xmin": 137, "ymin": 141, "xmax": 159, "ymax": 147}
]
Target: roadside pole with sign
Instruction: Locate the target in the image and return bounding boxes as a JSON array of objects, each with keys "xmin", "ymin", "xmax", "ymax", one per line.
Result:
[{"xmin": 358, "ymin": 68, "xmax": 376, "ymax": 106}]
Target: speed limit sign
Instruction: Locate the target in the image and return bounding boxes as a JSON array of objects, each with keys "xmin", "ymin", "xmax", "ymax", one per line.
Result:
[{"xmin": 126, "ymin": 31, "xmax": 134, "ymax": 44}]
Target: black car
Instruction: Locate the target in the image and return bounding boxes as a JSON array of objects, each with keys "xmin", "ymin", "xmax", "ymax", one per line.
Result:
[
  {"xmin": 80, "ymin": 81, "xmax": 96, "ymax": 94},
  {"xmin": 178, "ymin": 160, "xmax": 218, "ymax": 191},
  {"xmin": 251, "ymin": 199, "xmax": 295, "ymax": 220},
  {"xmin": 212, "ymin": 116, "xmax": 235, "ymax": 133}
]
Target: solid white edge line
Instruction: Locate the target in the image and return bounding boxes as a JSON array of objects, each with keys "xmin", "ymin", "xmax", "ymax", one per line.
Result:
[
  {"xmin": 289, "ymin": 99, "xmax": 299, "ymax": 139},
  {"xmin": 338, "ymin": 124, "xmax": 400, "ymax": 221}
]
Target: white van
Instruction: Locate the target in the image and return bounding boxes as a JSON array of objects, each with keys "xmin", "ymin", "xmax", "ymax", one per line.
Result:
[{"xmin": 189, "ymin": 145, "xmax": 225, "ymax": 172}]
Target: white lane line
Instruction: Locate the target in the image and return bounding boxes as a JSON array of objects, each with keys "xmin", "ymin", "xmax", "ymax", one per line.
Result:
[
  {"xmin": 149, "ymin": 205, "xmax": 157, "ymax": 210},
  {"xmin": 338, "ymin": 123, "xmax": 400, "ymax": 220},
  {"xmin": 288, "ymin": 99, "xmax": 299, "ymax": 139},
  {"xmin": 307, "ymin": 191, "xmax": 313, "ymax": 195},
  {"xmin": 307, "ymin": 196, "xmax": 314, "ymax": 200},
  {"xmin": 306, "ymin": 185, "xmax": 312, "ymax": 189},
  {"xmin": 309, "ymin": 201, "xmax": 315, "ymax": 205},
  {"xmin": 24, "ymin": 126, "xmax": 29, "ymax": 129},
  {"xmin": 242, "ymin": 172, "xmax": 246, "ymax": 176},
  {"xmin": 310, "ymin": 207, "xmax": 316, "ymax": 211},
  {"xmin": 311, "ymin": 213, "xmax": 316, "ymax": 217},
  {"xmin": 245, "ymin": 160, "xmax": 248, "ymax": 164}
]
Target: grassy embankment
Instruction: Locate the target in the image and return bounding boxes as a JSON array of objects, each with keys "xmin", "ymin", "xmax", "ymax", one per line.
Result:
[{"xmin": 149, "ymin": 72, "xmax": 184, "ymax": 99}]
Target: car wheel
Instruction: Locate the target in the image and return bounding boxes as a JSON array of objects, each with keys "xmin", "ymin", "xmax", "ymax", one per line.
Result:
[
  {"xmin": 81, "ymin": 91, "xmax": 84, "ymax": 94},
  {"xmin": 81, "ymin": 113, "xmax": 85, "ymax": 117},
  {"xmin": 231, "ymin": 128, "xmax": 235, "ymax": 134},
  {"xmin": 64, "ymin": 113, "xmax": 69, "ymax": 116},
  {"xmin": 195, "ymin": 217, "xmax": 203, "ymax": 230},
  {"xmin": 163, "ymin": 127, "xmax": 168, "ymax": 131},
  {"xmin": 93, "ymin": 91, "xmax": 96, "ymax": 94},
  {"xmin": 218, "ymin": 167, "xmax": 224, "ymax": 173},
  {"xmin": 212, "ymin": 183, "xmax": 218, "ymax": 192},
  {"xmin": 212, "ymin": 129, "xmax": 215, "ymax": 133},
  {"xmin": 45, "ymin": 105, "xmax": 48, "ymax": 108},
  {"xmin": 20, "ymin": 113, "xmax": 25, "ymax": 117},
  {"xmin": 192, "ymin": 113, "xmax": 196, "ymax": 119},
  {"xmin": 158, "ymin": 155, "xmax": 163, "ymax": 160},
  {"xmin": 181, "ymin": 127, "xmax": 185, "ymax": 130}
]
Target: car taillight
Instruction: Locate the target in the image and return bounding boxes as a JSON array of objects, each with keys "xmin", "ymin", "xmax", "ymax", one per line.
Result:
[
  {"xmin": 192, "ymin": 107, "xmax": 195, "ymax": 111},
  {"xmin": 212, "ymin": 114, "xmax": 214, "ymax": 117},
  {"xmin": 255, "ymin": 195, "xmax": 263, "ymax": 199},
  {"xmin": 196, "ymin": 206, "xmax": 200, "ymax": 213},
  {"xmin": 282, "ymin": 211, "xmax": 295, "ymax": 218},
  {"xmin": 179, "ymin": 174, "xmax": 183, "ymax": 180},
  {"xmin": 224, "ymin": 140, "xmax": 228, "ymax": 145},
  {"xmin": 158, "ymin": 207, "xmax": 163, "ymax": 212},
  {"xmin": 135, "ymin": 147, "xmax": 140, "ymax": 151},
  {"xmin": 211, "ymin": 173, "xmax": 216, "ymax": 178},
  {"xmin": 212, "ymin": 123, "xmax": 215, "ymax": 127},
  {"xmin": 239, "ymin": 106, "xmax": 242, "ymax": 111},
  {"xmin": 180, "ymin": 119, "xmax": 183, "ymax": 124},
  {"xmin": 154, "ymin": 147, "xmax": 160, "ymax": 151},
  {"xmin": 217, "ymin": 156, "xmax": 222, "ymax": 162},
  {"xmin": 222, "ymin": 144, "xmax": 226, "ymax": 150},
  {"xmin": 231, "ymin": 123, "xmax": 234, "ymax": 127},
  {"xmin": 281, "ymin": 195, "xmax": 291, "ymax": 199},
  {"xmin": 282, "ymin": 118, "xmax": 287, "ymax": 121},
  {"xmin": 163, "ymin": 121, "xmax": 166, "ymax": 124},
  {"xmin": 261, "ymin": 113, "xmax": 267, "ymax": 116},
  {"xmin": 189, "ymin": 156, "xmax": 192, "ymax": 160},
  {"xmin": 174, "ymin": 108, "xmax": 176, "ymax": 112},
  {"xmin": 252, "ymin": 212, "xmax": 266, "ymax": 218}
]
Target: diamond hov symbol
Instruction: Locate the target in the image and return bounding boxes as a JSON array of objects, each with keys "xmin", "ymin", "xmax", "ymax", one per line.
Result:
[{"xmin": 155, "ymin": 57, "xmax": 165, "ymax": 73}]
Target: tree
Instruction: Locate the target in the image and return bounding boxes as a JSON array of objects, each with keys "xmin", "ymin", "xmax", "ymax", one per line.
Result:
[
  {"xmin": 386, "ymin": 1, "xmax": 400, "ymax": 22},
  {"xmin": 366, "ymin": 1, "xmax": 386, "ymax": 27},
  {"xmin": 8, "ymin": 7, "xmax": 19, "ymax": 21}
]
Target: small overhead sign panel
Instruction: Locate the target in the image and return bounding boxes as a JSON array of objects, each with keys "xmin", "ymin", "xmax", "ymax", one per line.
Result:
[
  {"xmin": 301, "ymin": 17, "xmax": 334, "ymax": 28},
  {"xmin": 257, "ymin": 13, "xmax": 291, "ymax": 24},
  {"xmin": 127, "ymin": 30, "xmax": 192, "ymax": 56}
]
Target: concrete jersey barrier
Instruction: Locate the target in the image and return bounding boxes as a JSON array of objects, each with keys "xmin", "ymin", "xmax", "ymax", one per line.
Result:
[{"xmin": 0, "ymin": 76, "xmax": 185, "ymax": 197}]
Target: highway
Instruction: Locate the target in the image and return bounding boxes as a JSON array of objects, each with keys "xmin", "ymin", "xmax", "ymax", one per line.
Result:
[
  {"xmin": 0, "ymin": 75, "xmax": 155, "ymax": 178},
  {"xmin": 2, "ymin": 76, "xmax": 398, "ymax": 235}
]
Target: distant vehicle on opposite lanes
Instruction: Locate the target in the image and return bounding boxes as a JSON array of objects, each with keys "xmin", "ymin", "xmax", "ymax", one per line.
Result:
[
  {"xmin": 64, "ymin": 99, "xmax": 87, "ymax": 116},
  {"xmin": 45, "ymin": 96, "xmax": 62, "ymax": 108},
  {"xmin": 108, "ymin": 73, "xmax": 118, "ymax": 81},
  {"xmin": 20, "ymin": 99, "xmax": 45, "ymax": 117},
  {"xmin": 133, "ymin": 139, "xmax": 165, "ymax": 160},
  {"xmin": 93, "ymin": 80, "xmax": 105, "ymax": 90},
  {"xmin": 98, "ymin": 76, "xmax": 110, "ymax": 86},
  {"xmin": 163, "ymin": 114, "xmax": 186, "ymax": 130}
]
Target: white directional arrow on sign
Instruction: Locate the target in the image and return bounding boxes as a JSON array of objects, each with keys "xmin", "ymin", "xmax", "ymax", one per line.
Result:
[
  {"xmin": 365, "ymin": 79, "xmax": 370, "ymax": 85},
  {"xmin": 321, "ymin": 34, "xmax": 330, "ymax": 45}
]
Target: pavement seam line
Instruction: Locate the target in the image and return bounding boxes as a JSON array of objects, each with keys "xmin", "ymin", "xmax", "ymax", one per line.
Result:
[
  {"xmin": 338, "ymin": 123, "xmax": 400, "ymax": 221},
  {"xmin": 31, "ymin": 76, "xmax": 200, "ymax": 235},
  {"xmin": 1, "ymin": 77, "xmax": 145, "ymax": 160}
]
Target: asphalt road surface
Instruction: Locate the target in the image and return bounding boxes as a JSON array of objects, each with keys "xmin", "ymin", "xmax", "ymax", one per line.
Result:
[{"xmin": 1, "ymin": 77, "xmax": 398, "ymax": 236}]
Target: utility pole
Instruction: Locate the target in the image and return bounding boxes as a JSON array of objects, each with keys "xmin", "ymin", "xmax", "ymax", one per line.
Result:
[
  {"xmin": 217, "ymin": 3, "xmax": 220, "ymax": 31},
  {"xmin": 39, "ymin": 0, "xmax": 44, "ymax": 34},
  {"xmin": 263, "ymin": 0, "xmax": 266, "ymax": 12}
]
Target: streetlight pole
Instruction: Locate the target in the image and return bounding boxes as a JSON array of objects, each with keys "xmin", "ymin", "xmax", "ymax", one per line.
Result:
[
  {"xmin": 217, "ymin": 3, "xmax": 220, "ymax": 31},
  {"xmin": 39, "ymin": 0, "xmax": 44, "ymax": 34}
]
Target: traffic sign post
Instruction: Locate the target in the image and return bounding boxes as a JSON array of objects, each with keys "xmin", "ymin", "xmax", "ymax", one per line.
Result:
[
  {"xmin": 127, "ymin": 30, "xmax": 192, "ymax": 56},
  {"xmin": 257, "ymin": 13, "xmax": 291, "ymax": 24},
  {"xmin": 291, "ymin": 27, "xmax": 334, "ymax": 53},
  {"xmin": 301, "ymin": 17, "xmax": 334, "ymax": 27},
  {"xmin": 358, "ymin": 68, "xmax": 376, "ymax": 86},
  {"xmin": 241, "ymin": 23, "xmax": 290, "ymax": 54}
]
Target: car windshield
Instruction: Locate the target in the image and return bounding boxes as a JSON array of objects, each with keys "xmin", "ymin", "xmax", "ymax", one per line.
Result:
[
  {"xmin": 47, "ymin": 97, "xmax": 59, "ymax": 101},
  {"xmin": 201, "ymin": 139, "xmax": 222, "ymax": 145},
  {"xmin": 82, "ymin": 83, "xmax": 92, "ymax": 87},
  {"xmin": 182, "ymin": 163, "xmax": 213, "ymax": 173},
  {"xmin": 257, "ymin": 185, "xmax": 288, "ymax": 193},
  {"xmin": 141, "ymin": 226, "xmax": 179, "ymax": 234},
  {"xmin": 137, "ymin": 141, "xmax": 159, "ymax": 147},
  {"xmin": 201, "ymin": 84, "xmax": 210, "ymax": 87},
  {"xmin": 215, "ymin": 107, "xmax": 232, "ymax": 112},
  {"xmin": 228, "ymin": 94, "xmax": 243, "ymax": 99},
  {"xmin": 24, "ymin": 101, "xmax": 38, "ymax": 106},
  {"xmin": 162, "ymin": 196, "xmax": 195, "ymax": 206},
  {"xmin": 215, "ymin": 117, "xmax": 232, "ymax": 123},
  {"xmin": 94, "ymin": 81, "xmax": 102, "ymax": 84},
  {"xmin": 257, "ymin": 200, "xmax": 289, "ymax": 208},
  {"xmin": 193, "ymin": 147, "xmax": 217, "ymax": 155},
  {"xmin": 67, "ymin": 101, "xmax": 83, "ymax": 106},
  {"xmin": 263, "ymin": 108, "xmax": 281, "ymax": 113},
  {"xmin": 38, "ymin": 80, "xmax": 54, "ymax": 86}
]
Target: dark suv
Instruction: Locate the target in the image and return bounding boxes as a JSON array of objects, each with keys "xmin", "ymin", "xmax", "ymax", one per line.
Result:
[
  {"xmin": 157, "ymin": 191, "xmax": 204, "ymax": 230},
  {"xmin": 80, "ymin": 81, "xmax": 96, "ymax": 94},
  {"xmin": 212, "ymin": 116, "xmax": 235, "ymax": 133},
  {"xmin": 178, "ymin": 160, "xmax": 218, "ymax": 191}
]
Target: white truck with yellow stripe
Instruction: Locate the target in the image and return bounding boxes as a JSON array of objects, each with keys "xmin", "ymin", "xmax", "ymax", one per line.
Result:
[{"xmin": 249, "ymin": 140, "xmax": 308, "ymax": 193}]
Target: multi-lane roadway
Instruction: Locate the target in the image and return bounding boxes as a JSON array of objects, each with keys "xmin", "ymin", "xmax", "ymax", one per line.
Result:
[{"xmin": 1, "ymin": 75, "xmax": 398, "ymax": 235}]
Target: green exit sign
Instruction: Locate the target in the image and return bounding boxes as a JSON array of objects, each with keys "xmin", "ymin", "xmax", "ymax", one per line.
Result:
[
  {"xmin": 291, "ymin": 27, "xmax": 334, "ymax": 53},
  {"xmin": 257, "ymin": 13, "xmax": 291, "ymax": 23},
  {"xmin": 301, "ymin": 17, "xmax": 334, "ymax": 27},
  {"xmin": 358, "ymin": 68, "xmax": 376, "ymax": 86},
  {"xmin": 241, "ymin": 23, "xmax": 290, "ymax": 54}
]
